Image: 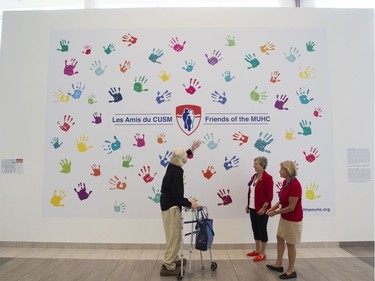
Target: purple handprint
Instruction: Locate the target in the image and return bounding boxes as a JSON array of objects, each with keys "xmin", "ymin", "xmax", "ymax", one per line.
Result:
[
  {"xmin": 92, "ymin": 112, "xmax": 102, "ymax": 124},
  {"xmin": 217, "ymin": 189, "xmax": 232, "ymax": 206},
  {"xmin": 274, "ymin": 94, "xmax": 289, "ymax": 110},
  {"xmin": 183, "ymin": 78, "xmax": 201, "ymax": 95},
  {"xmin": 64, "ymin": 59, "xmax": 79, "ymax": 76},
  {"xmin": 205, "ymin": 50, "xmax": 223, "ymax": 65},
  {"xmin": 74, "ymin": 182, "xmax": 92, "ymax": 201},
  {"xmin": 133, "ymin": 133, "xmax": 145, "ymax": 147}
]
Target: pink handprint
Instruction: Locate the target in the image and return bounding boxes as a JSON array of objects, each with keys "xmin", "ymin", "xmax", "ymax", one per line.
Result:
[
  {"xmin": 202, "ymin": 166, "xmax": 216, "ymax": 180},
  {"xmin": 138, "ymin": 166, "xmax": 157, "ymax": 183},
  {"xmin": 183, "ymin": 78, "xmax": 201, "ymax": 95},
  {"xmin": 64, "ymin": 59, "xmax": 79, "ymax": 76},
  {"xmin": 109, "ymin": 176, "xmax": 127, "ymax": 190},
  {"xmin": 169, "ymin": 37, "xmax": 186, "ymax": 52},
  {"xmin": 57, "ymin": 115, "xmax": 75, "ymax": 132},
  {"xmin": 313, "ymin": 107, "xmax": 323, "ymax": 117},
  {"xmin": 133, "ymin": 133, "xmax": 145, "ymax": 147},
  {"xmin": 303, "ymin": 147, "xmax": 320, "ymax": 163},
  {"xmin": 122, "ymin": 33, "xmax": 137, "ymax": 47},
  {"xmin": 232, "ymin": 131, "xmax": 249, "ymax": 146},
  {"xmin": 217, "ymin": 189, "xmax": 232, "ymax": 206},
  {"xmin": 205, "ymin": 50, "xmax": 223, "ymax": 65},
  {"xmin": 275, "ymin": 181, "xmax": 283, "ymax": 196},
  {"xmin": 82, "ymin": 45, "xmax": 92, "ymax": 55}
]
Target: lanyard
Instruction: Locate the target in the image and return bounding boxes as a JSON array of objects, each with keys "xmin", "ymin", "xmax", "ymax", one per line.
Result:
[{"xmin": 278, "ymin": 177, "xmax": 295, "ymax": 200}]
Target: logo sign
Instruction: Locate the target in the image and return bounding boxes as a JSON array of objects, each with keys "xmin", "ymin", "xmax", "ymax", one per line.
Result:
[{"xmin": 176, "ymin": 104, "xmax": 202, "ymax": 136}]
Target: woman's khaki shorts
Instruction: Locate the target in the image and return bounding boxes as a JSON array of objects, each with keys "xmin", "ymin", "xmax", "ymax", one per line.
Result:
[{"xmin": 277, "ymin": 217, "xmax": 303, "ymax": 245}]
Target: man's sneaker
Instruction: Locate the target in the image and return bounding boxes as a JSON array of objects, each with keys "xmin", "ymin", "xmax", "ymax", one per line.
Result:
[
  {"xmin": 175, "ymin": 258, "xmax": 187, "ymax": 267},
  {"xmin": 160, "ymin": 265, "xmax": 182, "ymax": 276}
]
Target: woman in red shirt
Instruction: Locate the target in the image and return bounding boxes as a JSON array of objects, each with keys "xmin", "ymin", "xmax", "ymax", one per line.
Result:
[
  {"xmin": 245, "ymin": 156, "xmax": 274, "ymax": 262},
  {"xmin": 266, "ymin": 161, "xmax": 303, "ymax": 280}
]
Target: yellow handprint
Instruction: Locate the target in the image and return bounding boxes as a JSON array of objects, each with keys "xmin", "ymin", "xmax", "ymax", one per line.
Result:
[
  {"xmin": 50, "ymin": 190, "xmax": 66, "ymax": 207},
  {"xmin": 76, "ymin": 135, "xmax": 93, "ymax": 152},
  {"xmin": 306, "ymin": 182, "xmax": 321, "ymax": 200},
  {"xmin": 158, "ymin": 70, "xmax": 171, "ymax": 82},
  {"xmin": 299, "ymin": 66, "xmax": 316, "ymax": 79},
  {"xmin": 285, "ymin": 129, "xmax": 296, "ymax": 141},
  {"xmin": 54, "ymin": 89, "xmax": 70, "ymax": 102}
]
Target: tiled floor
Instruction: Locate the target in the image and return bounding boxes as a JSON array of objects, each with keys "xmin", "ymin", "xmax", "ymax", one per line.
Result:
[{"xmin": 0, "ymin": 246, "xmax": 373, "ymax": 281}]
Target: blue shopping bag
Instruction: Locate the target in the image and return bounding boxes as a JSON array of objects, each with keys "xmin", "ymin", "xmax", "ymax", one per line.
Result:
[{"xmin": 195, "ymin": 218, "xmax": 214, "ymax": 251}]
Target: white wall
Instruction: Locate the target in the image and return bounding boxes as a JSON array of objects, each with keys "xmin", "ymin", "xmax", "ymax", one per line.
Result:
[{"xmin": 0, "ymin": 8, "xmax": 373, "ymax": 244}]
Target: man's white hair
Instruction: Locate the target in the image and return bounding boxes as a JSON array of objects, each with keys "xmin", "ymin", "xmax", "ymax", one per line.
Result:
[{"xmin": 169, "ymin": 147, "xmax": 187, "ymax": 167}]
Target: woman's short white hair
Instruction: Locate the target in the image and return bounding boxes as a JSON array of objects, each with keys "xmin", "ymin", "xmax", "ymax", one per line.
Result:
[{"xmin": 169, "ymin": 147, "xmax": 187, "ymax": 167}]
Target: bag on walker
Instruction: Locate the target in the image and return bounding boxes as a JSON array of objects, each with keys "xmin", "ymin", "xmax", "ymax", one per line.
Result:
[{"xmin": 195, "ymin": 217, "xmax": 214, "ymax": 251}]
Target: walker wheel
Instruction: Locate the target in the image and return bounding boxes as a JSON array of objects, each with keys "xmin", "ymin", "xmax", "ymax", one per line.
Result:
[
  {"xmin": 176, "ymin": 273, "xmax": 183, "ymax": 280},
  {"xmin": 210, "ymin": 261, "xmax": 217, "ymax": 271}
]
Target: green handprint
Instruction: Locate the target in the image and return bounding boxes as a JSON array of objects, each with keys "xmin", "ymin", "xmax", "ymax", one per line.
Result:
[
  {"xmin": 148, "ymin": 186, "xmax": 161, "ymax": 203},
  {"xmin": 250, "ymin": 86, "xmax": 267, "ymax": 103},
  {"xmin": 87, "ymin": 94, "xmax": 97, "ymax": 105},
  {"xmin": 122, "ymin": 155, "xmax": 134, "ymax": 168},
  {"xmin": 57, "ymin": 39, "xmax": 69, "ymax": 52},
  {"xmin": 306, "ymin": 182, "xmax": 321, "ymax": 200},
  {"xmin": 298, "ymin": 120, "xmax": 312, "ymax": 136},
  {"xmin": 225, "ymin": 35, "xmax": 235, "ymax": 47},
  {"xmin": 133, "ymin": 76, "xmax": 149, "ymax": 93},
  {"xmin": 59, "ymin": 159, "xmax": 71, "ymax": 174}
]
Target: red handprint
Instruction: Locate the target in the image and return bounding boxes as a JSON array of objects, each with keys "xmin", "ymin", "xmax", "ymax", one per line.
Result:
[
  {"xmin": 122, "ymin": 33, "xmax": 138, "ymax": 47},
  {"xmin": 82, "ymin": 45, "xmax": 92, "ymax": 55},
  {"xmin": 270, "ymin": 70, "xmax": 281, "ymax": 83},
  {"xmin": 232, "ymin": 131, "xmax": 249, "ymax": 146},
  {"xmin": 313, "ymin": 107, "xmax": 323, "ymax": 117},
  {"xmin": 138, "ymin": 166, "xmax": 157, "ymax": 183},
  {"xmin": 202, "ymin": 166, "xmax": 216, "ymax": 180},
  {"xmin": 303, "ymin": 147, "xmax": 320, "ymax": 163},
  {"xmin": 217, "ymin": 189, "xmax": 232, "ymax": 206},
  {"xmin": 275, "ymin": 181, "xmax": 283, "ymax": 196},
  {"xmin": 57, "ymin": 115, "xmax": 75, "ymax": 132},
  {"xmin": 90, "ymin": 164, "xmax": 101, "ymax": 176}
]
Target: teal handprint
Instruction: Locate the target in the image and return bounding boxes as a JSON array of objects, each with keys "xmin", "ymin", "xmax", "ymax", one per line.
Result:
[
  {"xmin": 202, "ymin": 133, "xmax": 220, "ymax": 150},
  {"xmin": 134, "ymin": 76, "xmax": 149, "ymax": 93},
  {"xmin": 122, "ymin": 155, "xmax": 134, "ymax": 168},
  {"xmin": 59, "ymin": 159, "xmax": 71, "ymax": 174},
  {"xmin": 222, "ymin": 70, "xmax": 235, "ymax": 82},
  {"xmin": 148, "ymin": 48, "xmax": 164, "ymax": 64},
  {"xmin": 244, "ymin": 53, "xmax": 260, "ymax": 69},
  {"xmin": 103, "ymin": 43, "xmax": 115, "ymax": 54},
  {"xmin": 148, "ymin": 186, "xmax": 161, "ymax": 203},
  {"xmin": 250, "ymin": 86, "xmax": 267, "ymax": 103},
  {"xmin": 104, "ymin": 136, "xmax": 121, "ymax": 154},
  {"xmin": 298, "ymin": 120, "xmax": 312, "ymax": 136},
  {"xmin": 57, "ymin": 39, "xmax": 69, "ymax": 52},
  {"xmin": 284, "ymin": 47, "xmax": 301, "ymax": 62},
  {"xmin": 297, "ymin": 87, "xmax": 314, "ymax": 104},
  {"xmin": 114, "ymin": 201, "xmax": 126, "ymax": 213},
  {"xmin": 51, "ymin": 137, "xmax": 63, "ymax": 149},
  {"xmin": 182, "ymin": 59, "xmax": 195, "ymax": 72},
  {"xmin": 254, "ymin": 132, "xmax": 273, "ymax": 153},
  {"xmin": 306, "ymin": 41, "xmax": 316, "ymax": 52}
]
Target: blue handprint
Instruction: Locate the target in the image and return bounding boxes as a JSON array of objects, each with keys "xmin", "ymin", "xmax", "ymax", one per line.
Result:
[
  {"xmin": 223, "ymin": 156, "xmax": 240, "ymax": 170},
  {"xmin": 159, "ymin": 150, "xmax": 172, "ymax": 167},
  {"xmin": 108, "ymin": 87, "xmax": 123, "ymax": 103},
  {"xmin": 114, "ymin": 201, "xmax": 126, "ymax": 213},
  {"xmin": 202, "ymin": 133, "xmax": 220, "ymax": 150},
  {"xmin": 90, "ymin": 60, "xmax": 107, "ymax": 76},
  {"xmin": 104, "ymin": 136, "xmax": 121, "ymax": 154},
  {"xmin": 244, "ymin": 53, "xmax": 260, "ymax": 69},
  {"xmin": 182, "ymin": 59, "xmax": 195, "ymax": 72},
  {"xmin": 254, "ymin": 132, "xmax": 273, "ymax": 153},
  {"xmin": 298, "ymin": 120, "xmax": 312, "ymax": 136},
  {"xmin": 69, "ymin": 82, "xmax": 85, "ymax": 99},
  {"xmin": 148, "ymin": 48, "xmax": 164, "ymax": 64},
  {"xmin": 297, "ymin": 87, "xmax": 314, "ymax": 104},
  {"xmin": 222, "ymin": 70, "xmax": 235, "ymax": 82},
  {"xmin": 51, "ymin": 137, "xmax": 63, "ymax": 149},
  {"xmin": 211, "ymin": 91, "xmax": 227, "ymax": 105},
  {"xmin": 156, "ymin": 90, "xmax": 172, "ymax": 104},
  {"xmin": 284, "ymin": 47, "xmax": 301, "ymax": 62}
]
